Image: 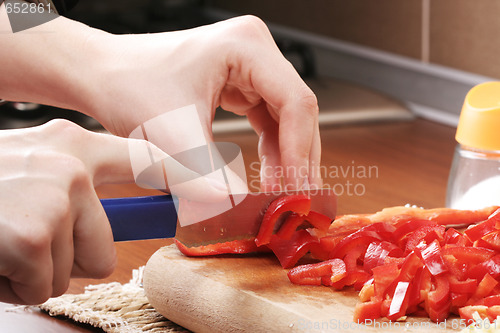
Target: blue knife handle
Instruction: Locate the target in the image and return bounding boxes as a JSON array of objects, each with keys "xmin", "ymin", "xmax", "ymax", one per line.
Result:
[{"xmin": 100, "ymin": 195, "xmax": 178, "ymax": 242}]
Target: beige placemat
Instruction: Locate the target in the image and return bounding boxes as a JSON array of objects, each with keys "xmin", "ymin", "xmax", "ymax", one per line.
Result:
[{"xmin": 39, "ymin": 267, "xmax": 190, "ymax": 333}]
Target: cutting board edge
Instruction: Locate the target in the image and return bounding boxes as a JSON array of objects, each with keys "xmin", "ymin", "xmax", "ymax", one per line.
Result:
[{"xmin": 144, "ymin": 245, "xmax": 316, "ymax": 333}]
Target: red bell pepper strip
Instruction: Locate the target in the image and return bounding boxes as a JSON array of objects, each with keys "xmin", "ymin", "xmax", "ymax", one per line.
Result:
[
  {"xmin": 426, "ymin": 274, "xmax": 451, "ymax": 312},
  {"xmin": 276, "ymin": 211, "xmax": 332, "ymax": 240},
  {"xmin": 448, "ymin": 276, "xmax": 477, "ymax": 294},
  {"xmin": 467, "ymin": 254, "xmax": 500, "ymax": 281},
  {"xmin": 255, "ymin": 195, "xmax": 311, "ymax": 247},
  {"xmin": 309, "ymin": 235, "xmax": 341, "ymax": 261},
  {"xmin": 266, "ymin": 230, "xmax": 318, "ymax": 269},
  {"xmin": 372, "ymin": 262, "xmax": 400, "ymax": 298},
  {"xmin": 464, "ymin": 208, "xmax": 500, "ymax": 241},
  {"xmin": 353, "ymin": 296, "xmax": 382, "ymax": 323},
  {"xmin": 444, "ymin": 228, "xmax": 472, "ymax": 246},
  {"xmin": 404, "ymin": 224, "xmax": 445, "ymax": 254},
  {"xmin": 331, "ymin": 222, "xmax": 396, "ymax": 259},
  {"xmin": 481, "ymin": 229, "xmax": 500, "ymax": 252},
  {"xmin": 387, "ymin": 281, "xmax": 410, "ymax": 320},
  {"xmin": 482, "ymin": 295, "xmax": 500, "ymax": 306},
  {"xmin": 415, "ymin": 240, "xmax": 448, "ymax": 276},
  {"xmin": 363, "ymin": 241, "xmax": 403, "ymax": 273},
  {"xmin": 174, "ymin": 238, "xmax": 267, "ymax": 256},
  {"xmin": 287, "ymin": 258, "xmax": 346, "ymax": 286},
  {"xmin": 392, "ymin": 219, "xmax": 436, "ymax": 244},
  {"xmin": 469, "ymin": 274, "xmax": 498, "ymax": 302},
  {"xmin": 459, "ymin": 305, "xmax": 490, "ymax": 326}
]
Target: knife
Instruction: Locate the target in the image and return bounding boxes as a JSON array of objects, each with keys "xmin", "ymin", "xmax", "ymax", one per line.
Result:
[{"xmin": 101, "ymin": 189, "xmax": 337, "ymax": 246}]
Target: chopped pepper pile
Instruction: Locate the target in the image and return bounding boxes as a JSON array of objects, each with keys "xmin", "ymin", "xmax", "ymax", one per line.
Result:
[{"xmin": 174, "ymin": 195, "xmax": 500, "ymax": 325}]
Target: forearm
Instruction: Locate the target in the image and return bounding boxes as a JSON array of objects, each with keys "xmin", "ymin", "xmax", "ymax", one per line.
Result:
[{"xmin": 0, "ymin": 3, "xmax": 107, "ymax": 112}]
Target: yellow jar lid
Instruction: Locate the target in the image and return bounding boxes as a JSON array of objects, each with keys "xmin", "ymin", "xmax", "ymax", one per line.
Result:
[{"xmin": 456, "ymin": 81, "xmax": 500, "ymax": 151}]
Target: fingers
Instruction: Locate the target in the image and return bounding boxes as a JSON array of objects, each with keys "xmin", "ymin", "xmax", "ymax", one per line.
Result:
[
  {"xmin": 70, "ymin": 186, "xmax": 117, "ymax": 279},
  {"xmin": 247, "ymin": 104, "xmax": 281, "ymax": 192},
  {"xmin": 221, "ymin": 16, "xmax": 322, "ymax": 189}
]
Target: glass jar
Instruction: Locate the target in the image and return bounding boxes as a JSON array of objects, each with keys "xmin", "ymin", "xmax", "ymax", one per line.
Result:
[{"xmin": 446, "ymin": 82, "xmax": 500, "ymax": 209}]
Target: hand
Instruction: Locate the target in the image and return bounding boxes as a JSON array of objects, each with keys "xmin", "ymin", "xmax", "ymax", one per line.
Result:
[
  {"xmin": 83, "ymin": 16, "xmax": 322, "ymax": 192},
  {"xmin": 0, "ymin": 120, "xmax": 144, "ymax": 304}
]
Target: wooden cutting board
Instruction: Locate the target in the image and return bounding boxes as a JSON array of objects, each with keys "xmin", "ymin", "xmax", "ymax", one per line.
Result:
[{"xmin": 144, "ymin": 245, "xmax": 463, "ymax": 333}]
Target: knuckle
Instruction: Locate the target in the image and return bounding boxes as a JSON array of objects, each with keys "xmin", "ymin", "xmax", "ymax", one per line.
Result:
[
  {"xmin": 14, "ymin": 230, "xmax": 51, "ymax": 261},
  {"xmin": 296, "ymin": 88, "xmax": 319, "ymax": 117},
  {"xmin": 228, "ymin": 15, "xmax": 272, "ymax": 41},
  {"xmin": 88, "ymin": 253, "xmax": 117, "ymax": 279}
]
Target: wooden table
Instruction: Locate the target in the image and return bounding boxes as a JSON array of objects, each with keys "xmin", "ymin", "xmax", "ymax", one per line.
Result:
[{"xmin": 0, "ymin": 118, "xmax": 458, "ymax": 332}]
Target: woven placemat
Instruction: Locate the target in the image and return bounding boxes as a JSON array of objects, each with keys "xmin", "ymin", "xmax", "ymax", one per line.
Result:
[{"xmin": 39, "ymin": 267, "xmax": 190, "ymax": 333}]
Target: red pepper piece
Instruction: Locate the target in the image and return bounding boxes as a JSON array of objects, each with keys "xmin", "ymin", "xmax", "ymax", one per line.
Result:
[
  {"xmin": 255, "ymin": 195, "xmax": 311, "ymax": 247},
  {"xmin": 276, "ymin": 211, "xmax": 332, "ymax": 240},
  {"xmin": 481, "ymin": 229, "xmax": 500, "ymax": 251},
  {"xmin": 415, "ymin": 240, "xmax": 448, "ymax": 276},
  {"xmin": 464, "ymin": 208, "xmax": 500, "ymax": 242},
  {"xmin": 469, "ymin": 274, "xmax": 499, "ymax": 303},
  {"xmin": 444, "ymin": 228, "xmax": 472, "ymax": 246},
  {"xmin": 483, "ymin": 295, "xmax": 500, "ymax": 306},
  {"xmin": 309, "ymin": 235, "xmax": 341, "ymax": 261},
  {"xmin": 443, "ymin": 244, "xmax": 496, "ymax": 262},
  {"xmin": 387, "ymin": 281, "xmax": 411, "ymax": 321},
  {"xmin": 174, "ymin": 238, "xmax": 267, "ymax": 256},
  {"xmin": 448, "ymin": 276, "xmax": 477, "ymax": 294},
  {"xmin": 287, "ymin": 258, "xmax": 346, "ymax": 286},
  {"xmin": 404, "ymin": 225, "xmax": 445, "ymax": 254},
  {"xmin": 267, "ymin": 230, "xmax": 318, "ymax": 269},
  {"xmin": 459, "ymin": 305, "xmax": 489, "ymax": 326},
  {"xmin": 467, "ymin": 254, "xmax": 500, "ymax": 281},
  {"xmin": 393, "ymin": 219, "xmax": 436, "ymax": 245},
  {"xmin": 331, "ymin": 222, "xmax": 396, "ymax": 259},
  {"xmin": 353, "ymin": 296, "xmax": 383, "ymax": 323},
  {"xmin": 372, "ymin": 262, "xmax": 400, "ymax": 298},
  {"xmin": 363, "ymin": 241, "xmax": 403, "ymax": 273},
  {"xmin": 426, "ymin": 274, "xmax": 451, "ymax": 318}
]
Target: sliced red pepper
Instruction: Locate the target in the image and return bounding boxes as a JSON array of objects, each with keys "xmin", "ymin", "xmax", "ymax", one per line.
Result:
[
  {"xmin": 486, "ymin": 306, "xmax": 500, "ymax": 323},
  {"xmin": 415, "ymin": 240, "xmax": 448, "ymax": 276},
  {"xmin": 450, "ymin": 292, "xmax": 469, "ymax": 311},
  {"xmin": 469, "ymin": 274, "xmax": 499, "ymax": 302},
  {"xmin": 448, "ymin": 276, "xmax": 477, "ymax": 294},
  {"xmin": 353, "ymin": 296, "xmax": 382, "ymax": 323},
  {"xmin": 267, "ymin": 230, "xmax": 318, "ymax": 269},
  {"xmin": 363, "ymin": 241, "xmax": 403, "ymax": 273},
  {"xmin": 309, "ymin": 235, "xmax": 341, "ymax": 261},
  {"xmin": 442, "ymin": 245, "xmax": 495, "ymax": 265},
  {"xmin": 444, "ymin": 228, "xmax": 472, "ymax": 246},
  {"xmin": 331, "ymin": 222, "xmax": 396, "ymax": 259},
  {"xmin": 372, "ymin": 262, "xmax": 400, "ymax": 298},
  {"xmin": 481, "ymin": 229, "xmax": 500, "ymax": 252},
  {"xmin": 174, "ymin": 238, "xmax": 267, "ymax": 256},
  {"xmin": 406, "ymin": 267, "xmax": 428, "ymax": 312},
  {"xmin": 404, "ymin": 224, "xmax": 445, "ymax": 254},
  {"xmin": 276, "ymin": 211, "xmax": 332, "ymax": 240},
  {"xmin": 483, "ymin": 295, "xmax": 500, "ymax": 307},
  {"xmin": 287, "ymin": 258, "xmax": 346, "ymax": 286},
  {"xmin": 387, "ymin": 281, "xmax": 411, "ymax": 321},
  {"xmin": 393, "ymin": 219, "xmax": 437, "ymax": 246},
  {"xmin": 255, "ymin": 195, "xmax": 311, "ymax": 247},
  {"xmin": 464, "ymin": 208, "xmax": 500, "ymax": 242},
  {"xmin": 459, "ymin": 305, "xmax": 489, "ymax": 326},
  {"xmin": 467, "ymin": 254, "xmax": 500, "ymax": 281},
  {"xmin": 426, "ymin": 274, "xmax": 451, "ymax": 314}
]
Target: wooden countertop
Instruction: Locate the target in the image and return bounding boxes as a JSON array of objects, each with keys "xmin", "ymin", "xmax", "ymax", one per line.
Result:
[{"xmin": 0, "ymin": 118, "xmax": 458, "ymax": 332}]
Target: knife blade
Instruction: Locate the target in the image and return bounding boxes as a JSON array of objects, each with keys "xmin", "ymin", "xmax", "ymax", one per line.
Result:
[{"xmin": 101, "ymin": 188, "xmax": 336, "ymax": 245}]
